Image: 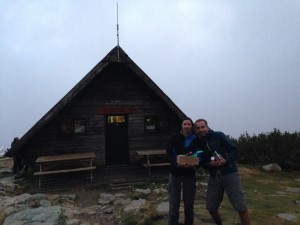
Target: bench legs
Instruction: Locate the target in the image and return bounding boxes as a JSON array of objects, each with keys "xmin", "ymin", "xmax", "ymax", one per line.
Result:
[
  {"xmin": 36, "ymin": 159, "xmax": 95, "ymax": 188},
  {"xmin": 143, "ymin": 155, "xmax": 170, "ymax": 176},
  {"xmin": 90, "ymin": 159, "xmax": 93, "ymax": 181},
  {"xmin": 39, "ymin": 163, "xmax": 42, "ymax": 188},
  {"xmin": 146, "ymin": 155, "xmax": 152, "ymax": 176}
]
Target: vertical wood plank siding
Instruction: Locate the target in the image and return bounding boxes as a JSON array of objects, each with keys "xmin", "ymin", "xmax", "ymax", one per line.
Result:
[{"xmin": 21, "ymin": 62, "xmax": 182, "ymax": 165}]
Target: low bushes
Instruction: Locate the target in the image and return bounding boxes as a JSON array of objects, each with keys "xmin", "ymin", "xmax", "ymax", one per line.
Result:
[{"xmin": 233, "ymin": 129, "xmax": 300, "ymax": 169}]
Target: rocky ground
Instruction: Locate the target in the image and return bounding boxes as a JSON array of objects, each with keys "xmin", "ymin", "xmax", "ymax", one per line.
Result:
[
  {"xmin": 1, "ymin": 158, "xmax": 299, "ymax": 225},
  {"xmin": 0, "ymin": 158, "xmax": 210, "ymax": 225}
]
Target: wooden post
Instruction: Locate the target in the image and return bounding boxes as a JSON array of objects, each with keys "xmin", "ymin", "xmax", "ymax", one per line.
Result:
[
  {"xmin": 146, "ymin": 155, "xmax": 151, "ymax": 176},
  {"xmin": 39, "ymin": 163, "xmax": 42, "ymax": 188},
  {"xmin": 90, "ymin": 158, "xmax": 93, "ymax": 182}
]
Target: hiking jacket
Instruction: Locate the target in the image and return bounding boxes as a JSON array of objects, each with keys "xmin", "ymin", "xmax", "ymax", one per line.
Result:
[
  {"xmin": 199, "ymin": 129, "xmax": 238, "ymax": 177},
  {"xmin": 166, "ymin": 132, "xmax": 199, "ymax": 176}
]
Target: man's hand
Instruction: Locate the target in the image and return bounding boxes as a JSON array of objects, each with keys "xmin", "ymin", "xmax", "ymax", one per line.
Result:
[{"xmin": 210, "ymin": 156, "xmax": 226, "ymax": 167}]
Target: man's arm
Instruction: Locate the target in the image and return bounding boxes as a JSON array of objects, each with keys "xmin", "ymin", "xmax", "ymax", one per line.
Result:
[{"xmin": 220, "ymin": 132, "xmax": 238, "ymax": 165}]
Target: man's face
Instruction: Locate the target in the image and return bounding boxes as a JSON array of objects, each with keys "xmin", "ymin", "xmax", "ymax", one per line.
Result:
[
  {"xmin": 182, "ymin": 119, "xmax": 193, "ymax": 135},
  {"xmin": 195, "ymin": 121, "xmax": 209, "ymax": 137}
]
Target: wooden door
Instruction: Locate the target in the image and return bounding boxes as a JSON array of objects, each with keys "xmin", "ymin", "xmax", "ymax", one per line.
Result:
[{"xmin": 105, "ymin": 115, "xmax": 129, "ymax": 165}]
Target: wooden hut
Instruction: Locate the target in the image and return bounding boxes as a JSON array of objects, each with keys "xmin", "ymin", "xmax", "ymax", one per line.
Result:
[{"xmin": 7, "ymin": 46, "xmax": 186, "ymax": 169}]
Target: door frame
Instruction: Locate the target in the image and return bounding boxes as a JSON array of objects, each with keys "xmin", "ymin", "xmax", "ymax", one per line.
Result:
[{"xmin": 105, "ymin": 114, "xmax": 129, "ymax": 166}]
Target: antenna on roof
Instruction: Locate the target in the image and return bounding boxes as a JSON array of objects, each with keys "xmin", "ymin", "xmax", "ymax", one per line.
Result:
[{"xmin": 117, "ymin": 2, "xmax": 120, "ymax": 62}]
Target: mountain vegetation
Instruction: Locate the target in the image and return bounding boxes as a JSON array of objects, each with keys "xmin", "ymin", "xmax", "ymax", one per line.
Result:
[{"xmin": 232, "ymin": 129, "xmax": 300, "ymax": 169}]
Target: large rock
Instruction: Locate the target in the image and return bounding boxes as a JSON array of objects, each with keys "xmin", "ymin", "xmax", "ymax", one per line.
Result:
[
  {"xmin": 156, "ymin": 201, "xmax": 169, "ymax": 214},
  {"xmin": 113, "ymin": 193, "xmax": 129, "ymax": 205},
  {"xmin": 0, "ymin": 168, "xmax": 12, "ymax": 176},
  {"xmin": 0, "ymin": 179, "xmax": 17, "ymax": 195},
  {"xmin": 153, "ymin": 188, "xmax": 167, "ymax": 195},
  {"xmin": 123, "ymin": 198, "xmax": 146, "ymax": 212},
  {"xmin": 0, "ymin": 193, "xmax": 32, "ymax": 208},
  {"xmin": 98, "ymin": 193, "xmax": 116, "ymax": 206},
  {"xmin": 131, "ymin": 188, "xmax": 151, "ymax": 199},
  {"xmin": 66, "ymin": 218, "xmax": 81, "ymax": 225},
  {"xmin": 262, "ymin": 163, "xmax": 282, "ymax": 172},
  {"xmin": 134, "ymin": 188, "xmax": 151, "ymax": 195},
  {"xmin": 286, "ymin": 187, "xmax": 300, "ymax": 193},
  {"xmin": 277, "ymin": 213, "xmax": 297, "ymax": 221},
  {"xmin": 3, "ymin": 206, "xmax": 64, "ymax": 225}
]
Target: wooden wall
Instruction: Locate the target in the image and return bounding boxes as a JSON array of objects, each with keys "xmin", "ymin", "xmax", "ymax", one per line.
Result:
[{"xmin": 20, "ymin": 62, "xmax": 182, "ymax": 166}]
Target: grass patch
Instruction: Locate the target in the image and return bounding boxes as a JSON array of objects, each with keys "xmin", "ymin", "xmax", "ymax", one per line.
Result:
[
  {"xmin": 159, "ymin": 165, "xmax": 300, "ymax": 224},
  {"xmin": 121, "ymin": 212, "xmax": 153, "ymax": 225},
  {"xmin": 238, "ymin": 165, "xmax": 300, "ymax": 224}
]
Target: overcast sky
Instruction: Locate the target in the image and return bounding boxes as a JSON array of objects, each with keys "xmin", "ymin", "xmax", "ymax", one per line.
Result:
[{"xmin": 1, "ymin": 0, "xmax": 300, "ymax": 148}]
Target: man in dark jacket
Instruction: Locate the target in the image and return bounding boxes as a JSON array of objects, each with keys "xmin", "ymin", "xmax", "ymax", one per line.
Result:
[{"xmin": 195, "ymin": 119, "xmax": 250, "ymax": 225}]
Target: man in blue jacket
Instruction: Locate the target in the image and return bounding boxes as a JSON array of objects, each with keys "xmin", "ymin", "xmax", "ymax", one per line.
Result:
[{"xmin": 195, "ymin": 119, "xmax": 250, "ymax": 225}]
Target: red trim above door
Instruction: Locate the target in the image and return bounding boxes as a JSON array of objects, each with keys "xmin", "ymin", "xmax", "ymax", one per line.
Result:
[{"xmin": 97, "ymin": 106, "xmax": 135, "ymax": 115}]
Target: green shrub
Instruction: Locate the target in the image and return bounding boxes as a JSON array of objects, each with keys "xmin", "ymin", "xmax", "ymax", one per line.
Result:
[{"xmin": 233, "ymin": 129, "xmax": 300, "ymax": 168}]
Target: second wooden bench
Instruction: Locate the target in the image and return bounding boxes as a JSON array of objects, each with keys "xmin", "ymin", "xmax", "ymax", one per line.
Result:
[{"xmin": 136, "ymin": 149, "xmax": 169, "ymax": 176}]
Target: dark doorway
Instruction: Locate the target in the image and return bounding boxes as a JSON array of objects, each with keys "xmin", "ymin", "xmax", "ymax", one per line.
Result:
[{"xmin": 105, "ymin": 115, "xmax": 129, "ymax": 165}]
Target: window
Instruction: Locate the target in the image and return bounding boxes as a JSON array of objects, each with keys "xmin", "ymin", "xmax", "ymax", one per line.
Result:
[
  {"xmin": 145, "ymin": 116, "xmax": 157, "ymax": 131},
  {"xmin": 74, "ymin": 119, "xmax": 86, "ymax": 134}
]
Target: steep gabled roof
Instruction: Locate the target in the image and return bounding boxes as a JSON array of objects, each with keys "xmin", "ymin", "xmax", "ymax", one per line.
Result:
[{"xmin": 8, "ymin": 46, "xmax": 186, "ymax": 156}]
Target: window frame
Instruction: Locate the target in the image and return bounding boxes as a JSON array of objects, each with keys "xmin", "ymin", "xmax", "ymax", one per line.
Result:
[
  {"xmin": 73, "ymin": 118, "xmax": 86, "ymax": 134},
  {"xmin": 144, "ymin": 115, "xmax": 157, "ymax": 132}
]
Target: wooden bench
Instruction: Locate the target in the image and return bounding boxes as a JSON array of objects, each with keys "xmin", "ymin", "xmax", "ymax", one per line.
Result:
[
  {"xmin": 34, "ymin": 152, "xmax": 96, "ymax": 188},
  {"xmin": 136, "ymin": 149, "xmax": 169, "ymax": 176}
]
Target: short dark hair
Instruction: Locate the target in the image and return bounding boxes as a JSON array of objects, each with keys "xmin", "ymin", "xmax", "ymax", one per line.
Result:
[
  {"xmin": 182, "ymin": 117, "xmax": 193, "ymax": 125},
  {"xmin": 195, "ymin": 119, "xmax": 208, "ymax": 126}
]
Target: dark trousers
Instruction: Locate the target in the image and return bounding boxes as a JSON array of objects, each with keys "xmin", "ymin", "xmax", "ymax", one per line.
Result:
[{"xmin": 168, "ymin": 173, "xmax": 196, "ymax": 225}]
